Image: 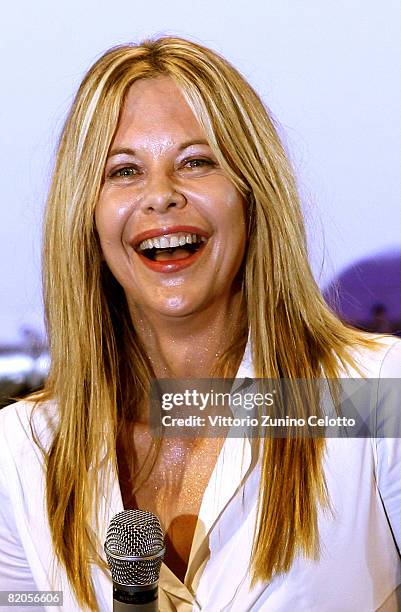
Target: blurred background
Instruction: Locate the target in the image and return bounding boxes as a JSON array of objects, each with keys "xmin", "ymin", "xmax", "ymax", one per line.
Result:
[{"xmin": 1, "ymin": 0, "xmax": 400, "ymax": 405}]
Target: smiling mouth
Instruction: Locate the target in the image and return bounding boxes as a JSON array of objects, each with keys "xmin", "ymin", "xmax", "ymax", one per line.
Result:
[{"xmin": 137, "ymin": 232, "xmax": 208, "ymax": 262}]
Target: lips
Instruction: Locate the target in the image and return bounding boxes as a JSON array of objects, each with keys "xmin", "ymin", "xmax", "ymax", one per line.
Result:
[{"xmin": 131, "ymin": 225, "xmax": 210, "ymax": 274}]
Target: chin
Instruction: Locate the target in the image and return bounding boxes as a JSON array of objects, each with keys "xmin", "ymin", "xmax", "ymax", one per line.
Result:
[
  {"xmin": 152, "ymin": 295, "xmax": 205, "ymax": 318},
  {"xmin": 157, "ymin": 305, "xmax": 199, "ymax": 319}
]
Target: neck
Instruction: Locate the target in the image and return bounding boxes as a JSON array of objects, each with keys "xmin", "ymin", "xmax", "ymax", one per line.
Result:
[{"xmin": 128, "ymin": 291, "xmax": 245, "ymax": 378}]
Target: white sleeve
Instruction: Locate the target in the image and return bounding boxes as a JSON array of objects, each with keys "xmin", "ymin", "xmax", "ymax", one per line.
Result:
[
  {"xmin": 374, "ymin": 338, "xmax": 401, "ymax": 554},
  {"xmin": 0, "ymin": 452, "xmax": 40, "ymax": 591},
  {"xmin": 0, "ymin": 402, "xmax": 77, "ymax": 611},
  {"xmin": 376, "ymin": 436, "xmax": 401, "ymax": 554}
]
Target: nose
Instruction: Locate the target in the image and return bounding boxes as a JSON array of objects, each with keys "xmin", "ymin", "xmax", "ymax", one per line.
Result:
[{"xmin": 140, "ymin": 173, "xmax": 187, "ymax": 214}]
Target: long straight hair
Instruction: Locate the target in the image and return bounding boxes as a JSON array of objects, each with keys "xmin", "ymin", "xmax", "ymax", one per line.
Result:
[{"xmin": 33, "ymin": 36, "xmax": 377, "ymax": 609}]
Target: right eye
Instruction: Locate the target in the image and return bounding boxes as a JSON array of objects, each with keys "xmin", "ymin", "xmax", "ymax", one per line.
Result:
[{"xmin": 111, "ymin": 166, "xmax": 138, "ymax": 178}]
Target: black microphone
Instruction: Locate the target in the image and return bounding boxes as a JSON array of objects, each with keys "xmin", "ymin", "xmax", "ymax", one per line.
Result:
[{"xmin": 104, "ymin": 509, "xmax": 165, "ymax": 611}]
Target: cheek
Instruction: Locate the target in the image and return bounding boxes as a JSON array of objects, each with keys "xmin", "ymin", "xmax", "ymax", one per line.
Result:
[
  {"xmin": 218, "ymin": 192, "xmax": 247, "ymax": 248},
  {"xmin": 225, "ymin": 197, "xmax": 247, "ymax": 268},
  {"xmin": 95, "ymin": 194, "xmax": 133, "ymax": 247}
]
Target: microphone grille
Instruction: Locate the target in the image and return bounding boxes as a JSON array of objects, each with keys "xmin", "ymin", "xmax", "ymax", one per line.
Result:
[{"xmin": 104, "ymin": 509, "xmax": 165, "ymax": 587}]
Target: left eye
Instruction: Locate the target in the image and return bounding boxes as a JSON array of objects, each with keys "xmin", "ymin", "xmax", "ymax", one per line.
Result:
[{"xmin": 184, "ymin": 158, "xmax": 214, "ymax": 169}]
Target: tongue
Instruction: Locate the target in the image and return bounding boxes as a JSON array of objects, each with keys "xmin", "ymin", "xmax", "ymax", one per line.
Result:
[{"xmin": 154, "ymin": 247, "xmax": 192, "ymax": 262}]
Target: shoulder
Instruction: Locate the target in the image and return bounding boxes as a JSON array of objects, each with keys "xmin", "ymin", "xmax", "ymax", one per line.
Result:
[
  {"xmin": 0, "ymin": 397, "xmax": 57, "ymax": 439},
  {"xmin": 343, "ymin": 333, "xmax": 401, "ymax": 378},
  {"xmin": 346, "ymin": 335, "xmax": 401, "ymax": 550},
  {"xmin": 0, "ymin": 399, "xmax": 58, "ymax": 474}
]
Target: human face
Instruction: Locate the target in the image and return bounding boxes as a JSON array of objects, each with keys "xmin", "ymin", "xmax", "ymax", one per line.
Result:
[{"xmin": 95, "ymin": 76, "xmax": 246, "ymax": 319}]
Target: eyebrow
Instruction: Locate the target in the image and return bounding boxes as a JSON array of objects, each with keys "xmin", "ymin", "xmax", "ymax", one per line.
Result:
[
  {"xmin": 107, "ymin": 139, "xmax": 210, "ymax": 159},
  {"xmin": 178, "ymin": 139, "xmax": 210, "ymax": 151},
  {"xmin": 107, "ymin": 147, "xmax": 135, "ymax": 158}
]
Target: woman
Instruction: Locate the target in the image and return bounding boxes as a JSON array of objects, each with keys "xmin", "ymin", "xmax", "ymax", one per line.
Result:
[{"xmin": 0, "ymin": 36, "xmax": 400, "ymax": 611}]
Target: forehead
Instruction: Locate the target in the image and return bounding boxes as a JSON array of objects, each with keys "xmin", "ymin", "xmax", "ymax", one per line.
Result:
[{"xmin": 113, "ymin": 76, "xmax": 205, "ymax": 146}]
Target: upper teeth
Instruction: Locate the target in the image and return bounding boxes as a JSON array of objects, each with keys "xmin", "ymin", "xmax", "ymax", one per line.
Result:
[{"xmin": 138, "ymin": 232, "xmax": 207, "ymax": 251}]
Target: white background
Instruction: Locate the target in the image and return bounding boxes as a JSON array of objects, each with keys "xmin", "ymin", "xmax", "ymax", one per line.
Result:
[{"xmin": 1, "ymin": 0, "xmax": 400, "ymax": 343}]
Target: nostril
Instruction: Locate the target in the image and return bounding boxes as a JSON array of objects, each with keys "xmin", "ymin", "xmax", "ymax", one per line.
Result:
[{"xmin": 143, "ymin": 190, "xmax": 186, "ymax": 212}]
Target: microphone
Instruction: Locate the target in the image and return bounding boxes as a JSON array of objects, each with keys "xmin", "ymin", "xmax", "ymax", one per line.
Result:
[{"xmin": 104, "ymin": 509, "xmax": 165, "ymax": 611}]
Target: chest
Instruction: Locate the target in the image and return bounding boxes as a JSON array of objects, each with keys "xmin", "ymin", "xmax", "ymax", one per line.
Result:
[{"xmin": 118, "ymin": 432, "xmax": 224, "ymax": 581}]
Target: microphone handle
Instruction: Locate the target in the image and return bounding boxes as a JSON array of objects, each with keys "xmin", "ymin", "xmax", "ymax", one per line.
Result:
[
  {"xmin": 113, "ymin": 601, "xmax": 157, "ymax": 611},
  {"xmin": 113, "ymin": 584, "xmax": 158, "ymax": 612}
]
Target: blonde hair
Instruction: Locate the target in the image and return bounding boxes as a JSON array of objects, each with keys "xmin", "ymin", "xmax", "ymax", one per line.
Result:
[{"xmin": 33, "ymin": 36, "xmax": 376, "ymax": 609}]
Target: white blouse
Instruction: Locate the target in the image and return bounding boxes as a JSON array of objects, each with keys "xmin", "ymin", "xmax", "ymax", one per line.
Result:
[{"xmin": 0, "ymin": 335, "xmax": 400, "ymax": 611}]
